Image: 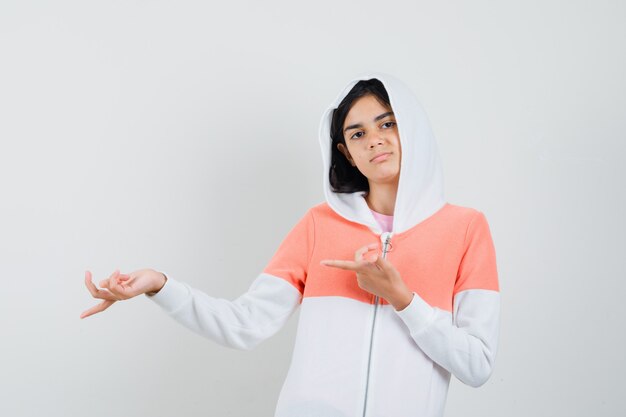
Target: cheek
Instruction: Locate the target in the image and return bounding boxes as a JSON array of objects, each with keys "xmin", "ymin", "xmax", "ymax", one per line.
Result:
[{"xmin": 394, "ymin": 148, "xmax": 402, "ymax": 168}]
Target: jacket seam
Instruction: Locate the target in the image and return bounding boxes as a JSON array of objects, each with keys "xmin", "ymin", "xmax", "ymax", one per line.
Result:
[
  {"xmin": 455, "ymin": 210, "xmax": 482, "ymax": 287},
  {"xmin": 463, "ymin": 210, "xmax": 481, "ymax": 248},
  {"xmin": 307, "ymin": 208, "xmax": 317, "ymax": 271},
  {"xmin": 453, "ymin": 288, "xmax": 499, "ymax": 296}
]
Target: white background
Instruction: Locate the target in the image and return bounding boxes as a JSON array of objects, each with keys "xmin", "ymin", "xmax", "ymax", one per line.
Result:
[{"xmin": 1, "ymin": 0, "xmax": 624, "ymax": 416}]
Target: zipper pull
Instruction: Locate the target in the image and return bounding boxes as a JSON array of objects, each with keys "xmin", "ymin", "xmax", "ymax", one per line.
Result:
[{"xmin": 380, "ymin": 232, "xmax": 393, "ymax": 257}]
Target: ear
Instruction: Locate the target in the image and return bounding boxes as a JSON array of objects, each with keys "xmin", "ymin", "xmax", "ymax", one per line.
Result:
[{"xmin": 336, "ymin": 143, "xmax": 356, "ymax": 167}]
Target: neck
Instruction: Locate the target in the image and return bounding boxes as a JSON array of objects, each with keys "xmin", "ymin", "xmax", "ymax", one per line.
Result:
[{"xmin": 365, "ymin": 180, "xmax": 398, "ymax": 216}]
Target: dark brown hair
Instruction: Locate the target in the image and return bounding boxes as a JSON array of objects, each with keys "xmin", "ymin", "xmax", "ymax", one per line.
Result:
[{"xmin": 329, "ymin": 78, "xmax": 391, "ymax": 193}]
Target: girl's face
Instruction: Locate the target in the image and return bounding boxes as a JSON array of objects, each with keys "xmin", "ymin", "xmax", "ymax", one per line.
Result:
[{"xmin": 337, "ymin": 94, "xmax": 402, "ymax": 186}]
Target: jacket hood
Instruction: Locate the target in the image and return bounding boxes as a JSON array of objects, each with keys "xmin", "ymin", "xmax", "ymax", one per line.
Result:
[{"xmin": 318, "ymin": 71, "xmax": 446, "ymax": 235}]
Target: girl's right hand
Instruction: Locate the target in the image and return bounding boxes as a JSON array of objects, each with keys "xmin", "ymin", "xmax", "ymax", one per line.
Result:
[{"xmin": 80, "ymin": 268, "xmax": 167, "ymax": 319}]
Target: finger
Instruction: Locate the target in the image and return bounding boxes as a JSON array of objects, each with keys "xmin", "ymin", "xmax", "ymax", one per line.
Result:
[
  {"xmin": 107, "ymin": 270, "xmax": 132, "ymax": 299},
  {"xmin": 99, "ymin": 275, "xmax": 127, "ymax": 288},
  {"xmin": 84, "ymin": 271, "xmax": 118, "ymax": 301},
  {"xmin": 320, "ymin": 259, "xmax": 361, "ymax": 271},
  {"xmin": 107, "ymin": 270, "xmax": 125, "ymax": 298},
  {"xmin": 80, "ymin": 299, "xmax": 115, "ymax": 319},
  {"xmin": 355, "ymin": 243, "xmax": 379, "ymax": 262},
  {"xmin": 116, "ymin": 274, "xmax": 132, "ymax": 287},
  {"xmin": 95, "ymin": 280, "xmax": 120, "ymax": 299},
  {"xmin": 372, "ymin": 254, "xmax": 385, "ymax": 270},
  {"xmin": 98, "ymin": 269, "xmax": 120, "ymax": 288}
]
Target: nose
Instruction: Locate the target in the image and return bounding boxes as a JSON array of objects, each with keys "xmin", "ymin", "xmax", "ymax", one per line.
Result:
[{"xmin": 367, "ymin": 132, "xmax": 385, "ymax": 148}]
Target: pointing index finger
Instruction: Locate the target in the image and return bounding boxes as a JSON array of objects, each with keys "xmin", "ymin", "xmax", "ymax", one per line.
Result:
[{"xmin": 320, "ymin": 259, "xmax": 361, "ymax": 271}]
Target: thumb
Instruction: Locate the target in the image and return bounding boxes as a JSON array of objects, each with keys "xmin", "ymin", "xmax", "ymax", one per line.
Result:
[{"xmin": 373, "ymin": 254, "xmax": 388, "ymax": 270}]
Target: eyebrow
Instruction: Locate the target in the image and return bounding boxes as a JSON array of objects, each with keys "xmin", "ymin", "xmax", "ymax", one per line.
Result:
[{"xmin": 343, "ymin": 111, "xmax": 395, "ymax": 133}]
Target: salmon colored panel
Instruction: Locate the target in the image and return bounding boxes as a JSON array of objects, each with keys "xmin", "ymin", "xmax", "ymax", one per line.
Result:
[
  {"xmin": 263, "ymin": 202, "xmax": 499, "ymax": 313},
  {"xmin": 262, "ymin": 209, "xmax": 315, "ymax": 296},
  {"xmin": 454, "ymin": 211, "xmax": 500, "ymax": 294}
]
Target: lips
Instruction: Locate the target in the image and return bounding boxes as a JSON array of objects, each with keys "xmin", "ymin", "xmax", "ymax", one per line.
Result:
[{"xmin": 370, "ymin": 152, "xmax": 391, "ymax": 163}]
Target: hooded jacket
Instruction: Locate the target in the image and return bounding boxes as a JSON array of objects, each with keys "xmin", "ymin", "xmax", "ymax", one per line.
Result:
[{"xmin": 147, "ymin": 71, "xmax": 501, "ymax": 417}]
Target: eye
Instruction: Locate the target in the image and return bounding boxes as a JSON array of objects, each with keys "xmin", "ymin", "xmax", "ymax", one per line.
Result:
[{"xmin": 348, "ymin": 121, "xmax": 396, "ymax": 140}]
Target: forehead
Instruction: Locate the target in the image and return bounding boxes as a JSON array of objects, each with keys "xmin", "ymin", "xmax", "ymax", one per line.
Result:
[{"xmin": 344, "ymin": 95, "xmax": 392, "ymax": 123}]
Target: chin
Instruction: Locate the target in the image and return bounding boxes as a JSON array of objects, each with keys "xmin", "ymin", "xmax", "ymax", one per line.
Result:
[{"xmin": 368, "ymin": 172, "xmax": 400, "ymax": 184}]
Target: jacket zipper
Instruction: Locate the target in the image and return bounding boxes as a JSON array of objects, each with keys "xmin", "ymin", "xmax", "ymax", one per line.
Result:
[{"xmin": 362, "ymin": 231, "xmax": 393, "ymax": 417}]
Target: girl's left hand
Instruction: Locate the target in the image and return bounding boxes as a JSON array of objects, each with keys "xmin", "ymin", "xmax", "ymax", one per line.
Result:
[{"xmin": 320, "ymin": 242, "xmax": 414, "ymax": 311}]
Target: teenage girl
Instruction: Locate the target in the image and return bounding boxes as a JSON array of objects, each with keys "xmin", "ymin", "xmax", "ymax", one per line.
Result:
[{"xmin": 81, "ymin": 72, "xmax": 500, "ymax": 417}]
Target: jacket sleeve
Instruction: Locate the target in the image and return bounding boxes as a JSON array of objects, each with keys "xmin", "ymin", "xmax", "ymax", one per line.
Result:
[
  {"xmin": 394, "ymin": 210, "xmax": 501, "ymax": 387},
  {"xmin": 145, "ymin": 209, "xmax": 315, "ymax": 351}
]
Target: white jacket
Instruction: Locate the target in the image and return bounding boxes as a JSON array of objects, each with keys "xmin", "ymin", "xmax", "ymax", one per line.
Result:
[{"xmin": 147, "ymin": 71, "xmax": 501, "ymax": 417}]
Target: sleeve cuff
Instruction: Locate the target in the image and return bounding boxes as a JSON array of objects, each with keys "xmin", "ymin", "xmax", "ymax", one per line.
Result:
[
  {"xmin": 394, "ymin": 291, "xmax": 436, "ymax": 335},
  {"xmin": 144, "ymin": 271, "xmax": 191, "ymax": 314}
]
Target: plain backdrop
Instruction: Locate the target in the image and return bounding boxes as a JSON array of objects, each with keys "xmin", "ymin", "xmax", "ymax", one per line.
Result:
[{"xmin": 1, "ymin": 1, "xmax": 624, "ymax": 416}]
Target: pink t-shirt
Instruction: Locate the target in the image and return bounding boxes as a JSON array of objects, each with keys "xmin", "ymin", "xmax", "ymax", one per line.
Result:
[{"xmin": 370, "ymin": 209, "xmax": 393, "ymax": 233}]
